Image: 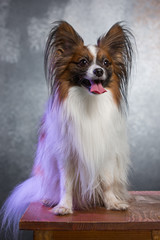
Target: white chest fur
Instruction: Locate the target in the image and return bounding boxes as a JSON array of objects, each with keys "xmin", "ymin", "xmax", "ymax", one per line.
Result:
[{"xmin": 60, "ymin": 87, "xmax": 129, "ymax": 189}]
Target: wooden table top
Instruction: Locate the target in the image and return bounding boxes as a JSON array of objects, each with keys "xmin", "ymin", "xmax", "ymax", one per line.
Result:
[{"xmin": 19, "ymin": 191, "xmax": 160, "ymax": 231}]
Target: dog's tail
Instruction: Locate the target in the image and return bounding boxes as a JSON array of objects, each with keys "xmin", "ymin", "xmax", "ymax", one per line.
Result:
[{"xmin": 0, "ymin": 175, "xmax": 43, "ymax": 239}]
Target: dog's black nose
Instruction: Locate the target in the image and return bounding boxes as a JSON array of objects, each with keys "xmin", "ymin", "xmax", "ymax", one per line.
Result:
[{"xmin": 93, "ymin": 68, "xmax": 104, "ymax": 77}]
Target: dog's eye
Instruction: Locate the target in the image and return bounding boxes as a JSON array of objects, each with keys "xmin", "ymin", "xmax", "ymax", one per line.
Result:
[
  {"xmin": 103, "ymin": 59, "xmax": 110, "ymax": 67},
  {"xmin": 78, "ymin": 59, "xmax": 88, "ymax": 67}
]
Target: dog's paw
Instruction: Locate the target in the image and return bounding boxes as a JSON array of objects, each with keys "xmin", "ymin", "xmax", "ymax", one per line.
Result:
[
  {"xmin": 107, "ymin": 201, "xmax": 129, "ymax": 211},
  {"xmin": 50, "ymin": 204, "xmax": 73, "ymax": 215}
]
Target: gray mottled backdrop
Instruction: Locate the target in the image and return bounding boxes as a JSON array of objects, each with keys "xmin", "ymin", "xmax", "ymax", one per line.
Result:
[{"xmin": 0, "ymin": 0, "xmax": 160, "ymax": 239}]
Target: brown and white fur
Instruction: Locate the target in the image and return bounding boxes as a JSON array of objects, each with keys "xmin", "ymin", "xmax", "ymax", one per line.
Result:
[{"xmin": 1, "ymin": 21, "xmax": 134, "ymax": 237}]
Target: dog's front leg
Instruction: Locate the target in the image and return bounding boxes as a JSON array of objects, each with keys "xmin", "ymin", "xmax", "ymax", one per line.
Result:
[
  {"xmin": 101, "ymin": 159, "xmax": 129, "ymax": 211},
  {"xmin": 50, "ymin": 159, "xmax": 73, "ymax": 215},
  {"xmin": 103, "ymin": 183, "xmax": 129, "ymax": 211}
]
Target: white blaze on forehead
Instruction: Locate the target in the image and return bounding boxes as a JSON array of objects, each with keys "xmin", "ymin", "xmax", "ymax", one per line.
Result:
[
  {"xmin": 87, "ymin": 45, "xmax": 98, "ymax": 63},
  {"xmin": 86, "ymin": 45, "xmax": 106, "ymax": 80}
]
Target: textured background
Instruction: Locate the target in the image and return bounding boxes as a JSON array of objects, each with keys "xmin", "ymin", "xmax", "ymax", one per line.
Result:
[{"xmin": 0, "ymin": 0, "xmax": 160, "ymax": 239}]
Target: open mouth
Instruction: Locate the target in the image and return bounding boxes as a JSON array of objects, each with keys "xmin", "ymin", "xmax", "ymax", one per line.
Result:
[{"xmin": 81, "ymin": 79, "xmax": 107, "ymax": 94}]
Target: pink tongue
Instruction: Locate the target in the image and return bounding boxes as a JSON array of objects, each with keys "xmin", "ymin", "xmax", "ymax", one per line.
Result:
[{"xmin": 90, "ymin": 82, "xmax": 107, "ymax": 94}]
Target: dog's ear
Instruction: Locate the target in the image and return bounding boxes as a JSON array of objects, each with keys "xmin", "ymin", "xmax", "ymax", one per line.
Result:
[
  {"xmin": 97, "ymin": 22, "xmax": 134, "ymax": 103},
  {"xmin": 44, "ymin": 21, "xmax": 84, "ymax": 93},
  {"xmin": 97, "ymin": 22, "xmax": 133, "ymax": 65},
  {"xmin": 46, "ymin": 21, "xmax": 84, "ymax": 57}
]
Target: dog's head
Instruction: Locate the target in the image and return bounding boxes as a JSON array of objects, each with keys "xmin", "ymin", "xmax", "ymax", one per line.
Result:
[{"xmin": 45, "ymin": 21, "xmax": 134, "ymax": 106}]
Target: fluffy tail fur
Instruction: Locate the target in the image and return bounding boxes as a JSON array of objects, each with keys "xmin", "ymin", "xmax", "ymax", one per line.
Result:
[
  {"xmin": 0, "ymin": 176, "xmax": 43, "ymax": 239},
  {"xmin": 0, "ymin": 105, "xmax": 60, "ymax": 239}
]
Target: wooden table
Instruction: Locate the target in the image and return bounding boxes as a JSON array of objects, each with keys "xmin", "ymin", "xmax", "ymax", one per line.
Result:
[{"xmin": 20, "ymin": 191, "xmax": 160, "ymax": 240}]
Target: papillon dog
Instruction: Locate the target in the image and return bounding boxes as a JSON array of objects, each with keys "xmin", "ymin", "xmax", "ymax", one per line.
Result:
[{"xmin": 1, "ymin": 21, "xmax": 134, "ymax": 237}]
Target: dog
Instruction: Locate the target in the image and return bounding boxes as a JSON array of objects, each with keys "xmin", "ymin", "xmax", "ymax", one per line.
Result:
[{"xmin": 1, "ymin": 20, "xmax": 134, "ymax": 237}]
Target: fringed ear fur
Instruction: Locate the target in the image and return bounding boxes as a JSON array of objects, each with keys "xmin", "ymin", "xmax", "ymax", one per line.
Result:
[
  {"xmin": 97, "ymin": 22, "xmax": 134, "ymax": 105},
  {"xmin": 44, "ymin": 21, "xmax": 84, "ymax": 93}
]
